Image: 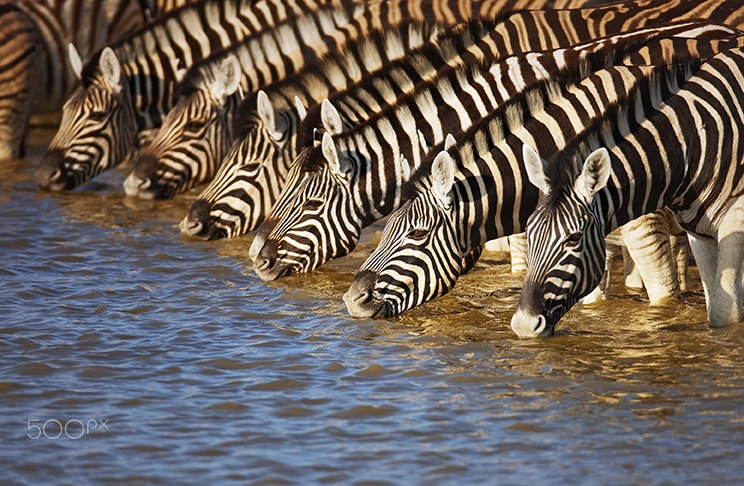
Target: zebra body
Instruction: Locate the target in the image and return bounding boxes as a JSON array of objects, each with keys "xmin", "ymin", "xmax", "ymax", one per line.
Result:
[
  {"xmin": 124, "ymin": 16, "xmax": 441, "ymax": 200},
  {"xmin": 36, "ymin": 0, "xmax": 359, "ymax": 191},
  {"xmin": 0, "ymin": 0, "xmax": 172, "ymax": 160},
  {"xmin": 179, "ymin": 0, "xmax": 744, "ymax": 242},
  {"xmin": 248, "ymin": 21, "xmax": 731, "ymax": 283},
  {"xmin": 344, "ymin": 31, "xmax": 743, "ymax": 319},
  {"xmin": 511, "ymin": 46, "xmax": 744, "ymax": 338}
]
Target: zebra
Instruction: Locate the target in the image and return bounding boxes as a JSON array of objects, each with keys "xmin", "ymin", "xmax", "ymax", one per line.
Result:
[
  {"xmin": 35, "ymin": 0, "xmax": 364, "ymax": 191},
  {"xmin": 343, "ymin": 32, "xmax": 744, "ymax": 319},
  {"xmin": 179, "ymin": 0, "xmax": 744, "ymax": 242},
  {"xmin": 248, "ymin": 20, "xmax": 732, "ymax": 283},
  {"xmin": 123, "ymin": 17, "xmax": 442, "ymax": 200},
  {"xmin": 0, "ymin": 0, "xmax": 190, "ymax": 160},
  {"xmin": 510, "ymin": 46, "xmax": 744, "ymax": 338}
]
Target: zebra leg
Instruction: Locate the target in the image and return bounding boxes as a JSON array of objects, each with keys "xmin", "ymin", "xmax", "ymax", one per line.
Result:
[
  {"xmin": 707, "ymin": 199, "xmax": 744, "ymax": 327},
  {"xmin": 621, "ymin": 210, "xmax": 679, "ymax": 304},
  {"xmin": 508, "ymin": 233, "xmax": 527, "ymax": 273},
  {"xmin": 671, "ymin": 233, "xmax": 691, "ymax": 293},
  {"xmin": 622, "ymin": 246, "xmax": 643, "ymax": 290}
]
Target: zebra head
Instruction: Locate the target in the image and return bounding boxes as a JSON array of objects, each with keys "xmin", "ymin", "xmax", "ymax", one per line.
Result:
[
  {"xmin": 344, "ymin": 149, "xmax": 469, "ymax": 317},
  {"xmin": 511, "ymin": 145, "xmax": 611, "ymax": 338},
  {"xmin": 37, "ymin": 46, "xmax": 137, "ymax": 191},
  {"xmin": 249, "ymin": 127, "xmax": 361, "ymax": 282},
  {"xmin": 124, "ymin": 55, "xmax": 242, "ymax": 200},
  {"xmin": 179, "ymin": 91, "xmax": 305, "ymax": 239}
]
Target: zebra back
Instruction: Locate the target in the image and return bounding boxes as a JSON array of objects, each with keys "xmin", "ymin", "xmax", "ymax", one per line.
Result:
[
  {"xmin": 13, "ymin": 0, "xmax": 150, "ymax": 111},
  {"xmin": 248, "ymin": 20, "xmax": 734, "ymax": 282},
  {"xmin": 345, "ymin": 32, "xmax": 742, "ymax": 319}
]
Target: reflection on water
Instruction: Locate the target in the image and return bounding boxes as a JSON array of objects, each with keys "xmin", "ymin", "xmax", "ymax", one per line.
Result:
[{"xmin": 2, "ymin": 130, "xmax": 744, "ymax": 484}]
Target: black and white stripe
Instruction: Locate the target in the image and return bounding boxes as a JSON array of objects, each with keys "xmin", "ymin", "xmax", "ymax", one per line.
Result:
[
  {"xmin": 177, "ymin": 0, "xmax": 744, "ymax": 242},
  {"xmin": 180, "ymin": 19, "xmax": 498, "ymax": 240}
]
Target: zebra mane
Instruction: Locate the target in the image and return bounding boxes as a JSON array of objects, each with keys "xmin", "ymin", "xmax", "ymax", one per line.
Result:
[
  {"xmin": 541, "ymin": 58, "xmax": 703, "ymax": 204},
  {"xmin": 294, "ymin": 143, "xmax": 326, "ymax": 174},
  {"xmin": 232, "ymin": 92, "xmax": 260, "ymax": 137},
  {"xmin": 80, "ymin": 50, "xmax": 104, "ymax": 87}
]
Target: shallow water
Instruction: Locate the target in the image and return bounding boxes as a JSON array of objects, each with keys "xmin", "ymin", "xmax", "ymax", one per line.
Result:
[{"xmin": 2, "ymin": 129, "xmax": 744, "ymax": 484}]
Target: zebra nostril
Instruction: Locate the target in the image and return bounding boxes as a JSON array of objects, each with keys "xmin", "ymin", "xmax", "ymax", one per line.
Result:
[
  {"xmin": 534, "ymin": 315, "xmax": 546, "ymax": 332},
  {"xmin": 256, "ymin": 255, "xmax": 275, "ymax": 272},
  {"xmin": 37, "ymin": 150, "xmax": 65, "ymax": 189},
  {"xmin": 181, "ymin": 200, "xmax": 212, "ymax": 236},
  {"xmin": 254, "ymin": 239, "xmax": 279, "ymax": 272}
]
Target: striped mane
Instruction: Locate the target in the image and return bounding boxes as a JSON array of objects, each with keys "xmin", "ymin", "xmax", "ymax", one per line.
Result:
[{"xmin": 231, "ymin": 93, "xmax": 260, "ymax": 138}]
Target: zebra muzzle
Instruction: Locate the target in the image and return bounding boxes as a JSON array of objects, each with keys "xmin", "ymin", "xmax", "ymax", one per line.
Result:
[
  {"xmin": 344, "ymin": 270, "xmax": 389, "ymax": 318},
  {"xmin": 253, "ymin": 239, "xmax": 293, "ymax": 281},
  {"xmin": 37, "ymin": 149, "xmax": 72, "ymax": 191}
]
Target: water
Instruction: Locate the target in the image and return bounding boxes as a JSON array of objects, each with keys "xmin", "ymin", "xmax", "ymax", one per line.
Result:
[{"xmin": 2, "ymin": 129, "xmax": 744, "ymax": 485}]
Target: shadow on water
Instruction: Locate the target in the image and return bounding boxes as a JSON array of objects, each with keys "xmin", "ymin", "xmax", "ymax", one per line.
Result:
[{"xmin": 2, "ymin": 128, "xmax": 744, "ymax": 484}]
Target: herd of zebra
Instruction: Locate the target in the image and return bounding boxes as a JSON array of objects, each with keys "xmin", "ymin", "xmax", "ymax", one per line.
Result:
[{"xmin": 10, "ymin": 0, "xmax": 744, "ymax": 337}]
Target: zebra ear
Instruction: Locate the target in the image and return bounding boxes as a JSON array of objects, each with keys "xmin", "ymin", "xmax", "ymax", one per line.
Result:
[
  {"xmin": 68, "ymin": 43, "xmax": 83, "ymax": 80},
  {"xmin": 321, "ymin": 99, "xmax": 344, "ymax": 135},
  {"xmin": 322, "ymin": 132, "xmax": 350, "ymax": 177},
  {"xmin": 99, "ymin": 47, "xmax": 122, "ymax": 93},
  {"xmin": 294, "ymin": 96, "xmax": 307, "ymax": 121},
  {"xmin": 431, "ymin": 150, "xmax": 455, "ymax": 209},
  {"xmin": 522, "ymin": 145, "xmax": 549, "ymax": 194},
  {"xmin": 444, "ymin": 133, "xmax": 457, "ymax": 151},
  {"xmin": 257, "ymin": 90, "xmax": 284, "ymax": 139},
  {"xmin": 211, "ymin": 55, "xmax": 241, "ymax": 103},
  {"xmin": 575, "ymin": 147, "xmax": 611, "ymax": 202}
]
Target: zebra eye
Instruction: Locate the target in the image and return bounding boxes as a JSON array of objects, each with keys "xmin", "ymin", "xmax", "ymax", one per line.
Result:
[
  {"xmin": 241, "ymin": 162, "xmax": 261, "ymax": 173},
  {"xmin": 89, "ymin": 110, "xmax": 108, "ymax": 121},
  {"xmin": 303, "ymin": 198, "xmax": 323, "ymax": 211},
  {"xmin": 407, "ymin": 228, "xmax": 428, "ymax": 241},
  {"xmin": 564, "ymin": 232, "xmax": 582, "ymax": 245},
  {"xmin": 185, "ymin": 120, "xmax": 205, "ymax": 132}
]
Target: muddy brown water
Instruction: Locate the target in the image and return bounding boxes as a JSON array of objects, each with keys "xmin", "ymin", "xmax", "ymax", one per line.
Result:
[{"xmin": 2, "ymin": 128, "xmax": 743, "ymax": 484}]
